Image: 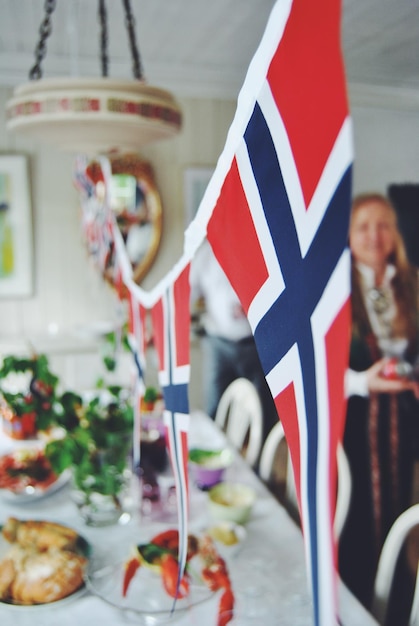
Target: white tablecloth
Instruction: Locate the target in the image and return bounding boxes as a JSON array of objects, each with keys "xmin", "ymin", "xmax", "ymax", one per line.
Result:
[{"xmin": 0, "ymin": 412, "xmax": 377, "ymax": 626}]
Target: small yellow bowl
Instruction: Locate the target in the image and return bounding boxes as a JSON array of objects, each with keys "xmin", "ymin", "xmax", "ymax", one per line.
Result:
[
  {"xmin": 206, "ymin": 521, "xmax": 247, "ymax": 558},
  {"xmin": 207, "ymin": 482, "xmax": 256, "ymax": 525}
]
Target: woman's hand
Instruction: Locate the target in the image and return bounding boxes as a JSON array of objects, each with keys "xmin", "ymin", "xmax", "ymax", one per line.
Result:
[{"xmin": 367, "ymin": 358, "xmax": 419, "ymax": 399}]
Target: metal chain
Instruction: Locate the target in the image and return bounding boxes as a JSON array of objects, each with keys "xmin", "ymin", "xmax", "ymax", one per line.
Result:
[
  {"xmin": 98, "ymin": 0, "xmax": 109, "ymax": 77},
  {"xmin": 29, "ymin": 0, "xmax": 57, "ymax": 80},
  {"xmin": 28, "ymin": 0, "xmax": 143, "ymax": 81},
  {"xmin": 121, "ymin": 0, "xmax": 143, "ymax": 80}
]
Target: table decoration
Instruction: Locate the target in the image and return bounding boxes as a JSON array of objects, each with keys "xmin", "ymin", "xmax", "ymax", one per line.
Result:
[
  {"xmin": 0, "ymin": 354, "xmax": 60, "ymax": 440},
  {"xmin": 0, "ymin": 410, "xmax": 377, "ymax": 626},
  {"xmin": 140, "ymin": 422, "xmax": 167, "ymax": 475},
  {"xmin": 87, "ymin": 560, "xmax": 212, "ymax": 625},
  {"xmin": 205, "ymin": 522, "xmax": 246, "ymax": 558},
  {"xmin": 140, "ymin": 388, "xmax": 167, "ymax": 475},
  {"xmin": 44, "ymin": 387, "xmax": 136, "ymax": 526},
  {"xmin": 188, "ymin": 448, "xmax": 233, "ymax": 490},
  {"xmin": 85, "ymin": 527, "xmax": 234, "ymax": 625},
  {"xmin": 139, "ymin": 386, "xmax": 161, "ymax": 412},
  {"xmin": 207, "ymin": 483, "xmax": 256, "ymax": 525}
]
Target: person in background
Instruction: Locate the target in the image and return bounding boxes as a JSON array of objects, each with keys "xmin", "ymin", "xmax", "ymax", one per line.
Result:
[
  {"xmin": 190, "ymin": 239, "xmax": 278, "ymax": 442},
  {"xmin": 340, "ymin": 192, "xmax": 419, "ymax": 623}
]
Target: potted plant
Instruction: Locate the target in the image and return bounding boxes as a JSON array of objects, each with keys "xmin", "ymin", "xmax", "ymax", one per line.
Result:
[
  {"xmin": 45, "ymin": 386, "xmax": 135, "ymax": 526},
  {"xmin": 0, "ymin": 354, "xmax": 60, "ymax": 439},
  {"xmin": 140, "ymin": 385, "xmax": 161, "ymax": 413}
]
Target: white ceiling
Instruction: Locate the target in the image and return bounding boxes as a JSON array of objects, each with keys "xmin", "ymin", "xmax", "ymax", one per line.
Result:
[{"xmin": 0, "ymin": 0, "xmax": 418, "ymax": 101}]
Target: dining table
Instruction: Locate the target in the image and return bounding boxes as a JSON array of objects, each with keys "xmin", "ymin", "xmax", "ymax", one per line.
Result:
[{"xmin": 0, "ymin": 410, "xmax": 378, "ymax": 626}]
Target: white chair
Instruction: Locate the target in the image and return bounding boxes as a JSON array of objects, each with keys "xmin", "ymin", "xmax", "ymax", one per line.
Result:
[
  {"xmin": 371, "ymin": 503, "xmax": 419, "ymax": 625},
  {"xmin": 334, "ymin": 445, "xmax": 352, "ymax": 540},
  {"xmin": 259, "ymin": 421, "xmax": 352, "ymax": 538},
  {"xmin": 259, "ymin": 421, "xmax": 299, "ymax": 518},
  {"xmin": 214, "ymin": 377, "xmax": 263, "ymax": 467},
  {"xmin": 410, "ymin": 563, "xmax": 419, "ymax": 626}
]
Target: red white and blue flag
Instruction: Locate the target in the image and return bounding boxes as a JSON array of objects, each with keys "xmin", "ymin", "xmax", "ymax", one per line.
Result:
[
  {"xmin": 126, "ymin": 290, "xmax": 148, "ymax": 467},
  {"xmin": 151, "ymin": 264, "xmax": 191, "ymax": 600},
  {"xmin": 74, "ymin": 0, "xmax": 352, "ymax": 622},
  {"xmin": 127, "ymin": 290, "xmax": 147, "ymax": 380},
  {"xmin": 200, "ymin": 0, "xmax": 352, "ymax": 623}
]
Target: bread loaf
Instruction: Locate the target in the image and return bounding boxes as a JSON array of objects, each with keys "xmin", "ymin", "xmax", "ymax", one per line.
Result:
[
  {"xmin": 2, "ymin": 517, "xmax": 79, "ymax": 551},
  {"xmin": 0, "ymin": 518, "xmax": 87, "ymax": 605}
]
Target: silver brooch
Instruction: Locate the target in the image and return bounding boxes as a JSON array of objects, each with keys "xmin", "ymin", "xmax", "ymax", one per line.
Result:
[{"xmin": 368, "ymin": 287, "xmax": 390, "ymax": 315}]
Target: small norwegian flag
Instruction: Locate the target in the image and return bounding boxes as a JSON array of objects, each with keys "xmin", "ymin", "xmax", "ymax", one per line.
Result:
[{"xmin": 151, "ymin": 264, "xmax": 191, "ymax": 600}]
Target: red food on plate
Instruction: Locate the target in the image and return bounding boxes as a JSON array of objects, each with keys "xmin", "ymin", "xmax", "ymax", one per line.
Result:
[{"xmin": 0, "ymin": 449, "xmax": 58, "ymax": 493}]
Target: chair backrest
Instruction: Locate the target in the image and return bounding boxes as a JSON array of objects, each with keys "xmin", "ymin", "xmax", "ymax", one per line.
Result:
[
  {"xmin": 259, "ymin": 422, "xmax": 352, "ymax": 538},
  {"xmin": 214, "ymin": 377, "xmax": 263, "ymax": 467},
  {"xmin": 334, "ymin": 444, "xmax": 352, "ymax": 540},
  {"xmin": 259, "ymin": 421, "xmax": 286, "ymax": 481},
  {"xmin": 258, "ymin": 421, "xmax": 299, "ymax": 520},
  {"xmin": 371, "ymin": 503, "xmax": 419, "ymax": 626},
  {"xmin": 410, "ymin": 562, "xmax": 419, "ymax": 626}
]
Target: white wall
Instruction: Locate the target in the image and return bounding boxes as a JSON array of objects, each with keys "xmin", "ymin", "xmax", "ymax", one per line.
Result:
[
  {"xmin": 0, "ymin": 91, "xmax": 236, "ymax": 332},
  {"xmin": 351, "ymin": 106, "xmax": 419, "ymax": 194},
  {"xmin": 0, "ymin": 88, "xmax": 235, "ymax": 407},
  {"xmin": 0, "ymin": 84, "xmax": 419, "ymax": 405}
]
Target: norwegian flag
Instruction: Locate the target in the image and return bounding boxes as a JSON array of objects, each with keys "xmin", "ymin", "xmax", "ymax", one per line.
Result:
[
  {"xmin": 84, "ymin": 197, "xmax": 113, "ymax": 273},
  {"xmin": 202, "ymin": 0, "xmax": 353, "ymax": 624},
  {"xmin": 74, "ymin": 161, "xmax": 107, "ymax": 268},
  {"xmin": 151, "ymin": 264, "xmax": 191, "ymax": 600},
  {"xmin": 77, "ymin": 158, "xmax": 115, "ymax": 275},
  {"xmin": 110, "ymin": 250, "xmax": 124, "ymax": 300},
  {"xmin": 126, "ymin": 290, "xmax": 148, "ymax": 467},
  {"xmin": 127, "ymin": 290, "xmax": 147, "ymax": 379},
  {"xmin": 72, "ymin": 0, "xmax": 352, "ymax": 621}
]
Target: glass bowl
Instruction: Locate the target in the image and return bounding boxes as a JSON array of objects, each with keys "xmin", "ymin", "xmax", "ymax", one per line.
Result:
[
  {"xmin": 188, "ymin": 448, "xmax": 233, "ymax": 490},
  {"xmin": 207, "ymin": 482, "xmax": 256, "ymax": 525},
  {"xmin": 86, "ymin": 555, "xmax": 214, "ymax": 624}
]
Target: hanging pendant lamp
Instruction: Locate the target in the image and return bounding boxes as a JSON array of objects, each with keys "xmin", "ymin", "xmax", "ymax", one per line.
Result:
[{"xmin": 5, "ymin": 0, "xmax": 182, "ymax": 155}]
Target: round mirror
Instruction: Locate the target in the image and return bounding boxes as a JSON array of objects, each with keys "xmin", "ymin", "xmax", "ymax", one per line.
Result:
[
  {"xmin": 86, "ymin": 154, "xmax": 162, "ymax": 291},
  {"xmin": 108, "ymin": 154, "xmax": 162, "ymax": 285}
]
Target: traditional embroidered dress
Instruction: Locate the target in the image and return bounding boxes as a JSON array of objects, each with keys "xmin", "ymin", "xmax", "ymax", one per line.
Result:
[{"xmin": 339, "ymin": 262, "xmax": 419, "ymax": 621}]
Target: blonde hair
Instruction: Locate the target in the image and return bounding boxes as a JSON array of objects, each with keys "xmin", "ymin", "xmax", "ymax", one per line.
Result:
[{"xmin": 351, "ymin": 193, "xmax": 418, "ymax": 352}]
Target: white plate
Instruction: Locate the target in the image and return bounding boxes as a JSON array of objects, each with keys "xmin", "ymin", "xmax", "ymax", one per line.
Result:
[
  {"xmin": 0, "ymin": 468, "xmax": 70, "ymax": 503},
  {"xmin": 0, "ymin": 522, "xmax": 91, "ymax": 609}
]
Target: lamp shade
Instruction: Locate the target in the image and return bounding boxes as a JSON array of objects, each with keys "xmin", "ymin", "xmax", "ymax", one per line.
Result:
[{"xmin": 6, "ymin": 77, "xmax": 182, "ymax": 155}]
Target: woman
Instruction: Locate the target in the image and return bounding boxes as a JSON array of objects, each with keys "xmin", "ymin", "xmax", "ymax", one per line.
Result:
[{"xmin": 339, "ymin": 193, "xmax": 419, "ymax": 621}]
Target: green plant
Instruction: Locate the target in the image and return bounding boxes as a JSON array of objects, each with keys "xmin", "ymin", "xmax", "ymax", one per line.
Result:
[
  {"xmin": 143, "ymin": 386, "xmax": 159, "ymax": 404},
  {"xmin": 45, "ymin": 386, "xmax": 134, "ymax": 499},
  {"xmin": 101, "ymin": 326, "xmax": 131, "ymax": 373},
  {"xmin": 0, "ymin": 354, "xmax": 61, "ymax": 433}
]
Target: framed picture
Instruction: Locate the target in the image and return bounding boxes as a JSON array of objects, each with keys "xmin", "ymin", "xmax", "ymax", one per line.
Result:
[
  {"xmin": 184, "ymin": 166, "xmax": 214, "ymax": 227},
  {"xmin": 0, "ymin": 155, "xmax": 33, "ymax": 297}
]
